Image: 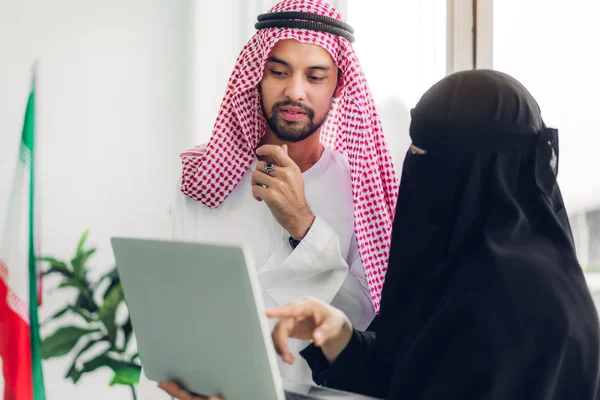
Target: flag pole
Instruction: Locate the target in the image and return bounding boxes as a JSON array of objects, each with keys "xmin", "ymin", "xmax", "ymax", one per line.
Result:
[{"xmin": 27, "ymin": 58, "xmax": 46, "ymax": 400}]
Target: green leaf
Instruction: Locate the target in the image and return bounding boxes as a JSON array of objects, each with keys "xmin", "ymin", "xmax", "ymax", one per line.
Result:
[
  {"xmin": 39, "ymin": 256, "xmax": 70, "ymax": 271},
  {"xmin": 109, "ymin": 365, "xmax": 141, "ymax": 386},
  {"xmin": 81, "ymin": 248, "xmax": 96, "ymax": 264},
  {"xmin": 44, "ymin": 266, "xmax": 75, "ymax": 278},
  {"xmin": 41, "ymin": 326, "xmax": 102, "ymax": 359},
  {"xmin": 98, "ymin": 284, "xmax": 124, "ymax": 339},
  {"xmin": 58, "ymin": 278, "xmax": 90, "ymax": 293},
  {"xmin": 76, "ymin": 229, "xmax": 90, "ymax": 256},
  {"xmin": 76, "ymin": 292, "xmax": 99, "ymax": 313},
  {"xmin": 64, "ymin": 337, "xmax": 108, "ymax": 383},
  {"xmin": 92, "ymin": 266, "xmax": 119, "ymax": 291},
  {"xmin": 99, "ymin": 266, "xmax": 119, "ymax": 283},
  {"xmin": 80, "ymin": 352, "xmax": 139, "ymax": 377},
  {"xmin": 39, "ymin": 257, "xmax": 73, "ymax": 278},
  {"xmin": 45, "ymin": 305, "xmax": 71, "ymax": 323},
  {"xmin": 102, "ymin": 273, "xmax": 121, "ymax": 301},
  {"xmin": 69, "ymin": 305, "xmax": 97, "ymax": 323},
  {"xmin": 65, "ymin": 362, "xmax": 82, "ymax": 383},
  {"xmin": 42, "ymin": 304, "xmax": 97, "ymax": 327},
  {"xmin": 79, "ymin": 353, "xmax": 113, "ymax": 375},
  {"xmin": 71, "ymin": 249, "xmax": 96, "ymax": 280},
  {"xmin": 122, "ymin": 317, "xmax": 134, "ymax": 350}
]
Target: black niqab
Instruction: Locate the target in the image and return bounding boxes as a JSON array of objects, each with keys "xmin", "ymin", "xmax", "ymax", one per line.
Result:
[{"xmin": 377, "ymin": 69, "xmax": 599, "ymax": 399}]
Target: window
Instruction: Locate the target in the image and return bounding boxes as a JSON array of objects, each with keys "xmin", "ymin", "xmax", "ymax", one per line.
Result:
[
  {"xmin": 491, "ymin": 0, "xmax": 600, "ymax": 270},
  {"xmin": 347, "ymin": 0, "xmax": 447, "ymax": 168}
]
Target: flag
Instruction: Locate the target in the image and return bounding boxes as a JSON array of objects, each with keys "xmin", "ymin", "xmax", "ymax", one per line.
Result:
[{"xmin": 0, "ymin": 63, "xmax": 46, "ymax": 400}]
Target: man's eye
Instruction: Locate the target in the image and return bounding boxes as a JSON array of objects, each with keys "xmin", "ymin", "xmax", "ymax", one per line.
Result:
[
  {"xmin": 309, "ymin": 76, "xmax": 325, "ymax": 82},
  {"xmin": 271, "ymin": 70, "xmax": 286, "ymax": 77}
]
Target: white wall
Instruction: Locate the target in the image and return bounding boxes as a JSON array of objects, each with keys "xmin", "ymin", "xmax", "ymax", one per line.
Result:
[
  {"xmin": 0, "ymin": 0, "xmax": 194, "ymax": 399},
  {"xmin": 192, "ymin": 0, "xmax": 262, "ymax": 146}
]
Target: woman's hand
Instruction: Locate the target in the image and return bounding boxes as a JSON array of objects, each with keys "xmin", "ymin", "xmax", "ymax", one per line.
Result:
[{"xmin": 267, "ymin": 296, "xmax": 354, "ymax": 364}]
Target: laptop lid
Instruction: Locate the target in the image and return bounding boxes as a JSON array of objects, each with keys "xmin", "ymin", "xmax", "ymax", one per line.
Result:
[{"xmin": 111, "ymin": 237, "xmax": 285, "ymax": 400}]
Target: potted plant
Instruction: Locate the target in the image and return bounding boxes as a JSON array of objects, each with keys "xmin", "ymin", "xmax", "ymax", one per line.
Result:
[{"xmin": 39, "ymin": 230, "xmax": 141, "ymax": 399}]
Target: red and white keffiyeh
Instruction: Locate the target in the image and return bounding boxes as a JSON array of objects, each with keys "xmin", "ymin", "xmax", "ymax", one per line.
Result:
[{"xmin": 180, "ymin": 0, "xmax": 399, "ymax": 312}]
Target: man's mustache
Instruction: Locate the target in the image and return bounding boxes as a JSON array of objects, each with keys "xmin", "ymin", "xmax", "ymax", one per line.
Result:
[{"xmin": 272, "ymin": 101, "xmax": 315, "ymax": 118}]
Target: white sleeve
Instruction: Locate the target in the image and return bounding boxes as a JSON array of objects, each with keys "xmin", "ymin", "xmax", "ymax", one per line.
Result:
[
  {"xmin": 330, "ymin": 232, "xmax": 375, "ymax": 331},
  {"xmin": 258, "ymin": 215, "xmax": 375, "ymax": 330}
]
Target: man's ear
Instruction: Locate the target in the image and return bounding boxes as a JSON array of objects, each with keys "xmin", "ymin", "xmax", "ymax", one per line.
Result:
[{"xmin": 334, "ymin": 69, "xmax": 344, "ymax": 99}]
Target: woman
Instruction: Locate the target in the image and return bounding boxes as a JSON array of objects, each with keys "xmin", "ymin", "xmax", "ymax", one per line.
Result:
[{"xmin": 161, "ymin": 70, "xmax": 600, "ymax": 399}]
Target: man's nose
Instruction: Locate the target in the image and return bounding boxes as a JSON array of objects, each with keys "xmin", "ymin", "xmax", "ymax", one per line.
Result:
[{"xmin": 284, "ymin": 74, "xmax": 307, "ymax": 102}]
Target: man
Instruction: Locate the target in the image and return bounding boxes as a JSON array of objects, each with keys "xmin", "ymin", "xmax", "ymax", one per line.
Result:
[{"xmin": 139, "ymin": 0, "xmax": 399, "ymax": 398}]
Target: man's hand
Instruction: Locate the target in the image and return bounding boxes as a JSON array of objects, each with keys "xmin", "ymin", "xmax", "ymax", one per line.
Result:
[
  {"xmin": 157, "ymin": 382, "xmax": 223, "ymax": 400},
  {"xmin": 252, "ymin": 144, "xmax": 315, "ymax": 240},
  {"xmin": 267, "ymin": 297, "xmax": 354, "ymax": 364}
]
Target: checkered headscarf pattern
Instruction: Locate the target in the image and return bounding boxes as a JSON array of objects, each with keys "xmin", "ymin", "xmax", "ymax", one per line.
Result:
[{"xmin": 180, "ymin": 0, "xmax": 399, "ymax": 312}]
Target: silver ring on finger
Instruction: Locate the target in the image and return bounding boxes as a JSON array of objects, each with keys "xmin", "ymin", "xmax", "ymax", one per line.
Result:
[{"xmin": 264, "ymin": 161, "xmax": 276, "ymax": 176}]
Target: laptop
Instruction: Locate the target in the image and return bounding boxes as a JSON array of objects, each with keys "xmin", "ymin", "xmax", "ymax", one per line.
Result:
[{"xmin": 111, "ymin": 237, "xmax": 382, "ymax": 400}]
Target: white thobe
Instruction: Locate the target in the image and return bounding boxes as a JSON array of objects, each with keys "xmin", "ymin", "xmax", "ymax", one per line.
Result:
[{"xmin": 137, "ymin": 149, "xmax": 375, "ymax": 399}]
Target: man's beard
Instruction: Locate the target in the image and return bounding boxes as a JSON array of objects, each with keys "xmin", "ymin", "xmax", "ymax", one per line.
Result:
[{"xmin": 262, "ymin": 100, "xmax": 330, "ymax": 143}]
